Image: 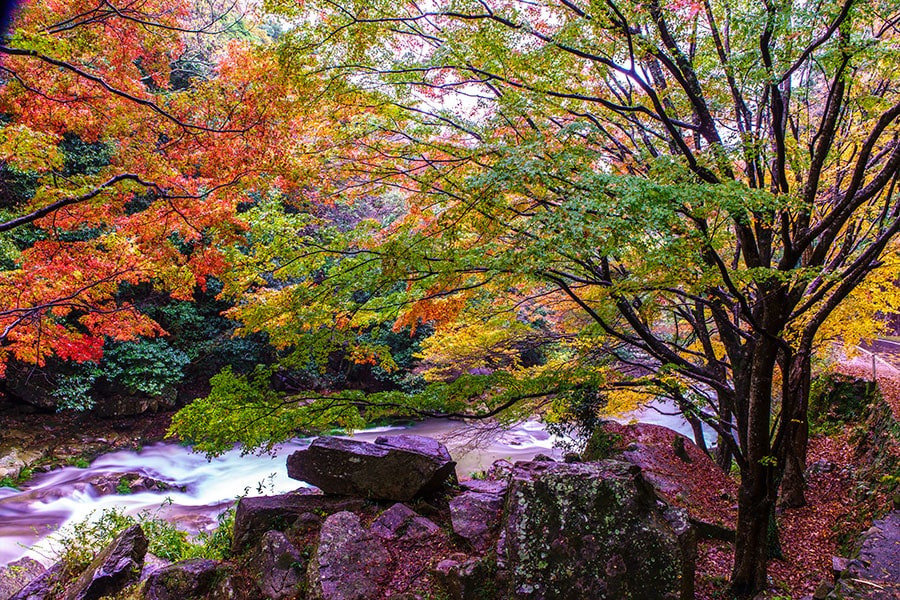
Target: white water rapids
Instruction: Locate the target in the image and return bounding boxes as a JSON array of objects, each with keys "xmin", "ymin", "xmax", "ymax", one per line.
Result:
[{"xmin": 0, "ymin": 402, "xmax": 712, "ymax": 567}]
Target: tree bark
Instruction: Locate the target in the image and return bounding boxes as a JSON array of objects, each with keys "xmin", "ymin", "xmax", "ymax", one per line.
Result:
[
  {"xmin": 730, "ymin": 339, "xmax": 779, "ymax": 595},
  {"xmin": 715, "ymin": 404, "xmax": 734, "ymax": 472},
  {"xmin": 731, "ymin": 475, "xmax": 775, "ymax": 596},
  {"xmin": 688, "ymin": 414, "xmax": 709, "ymax": 455},
  {"xmin": 780, "ymin": 351, "xmax": 811, "ymax": 508}
]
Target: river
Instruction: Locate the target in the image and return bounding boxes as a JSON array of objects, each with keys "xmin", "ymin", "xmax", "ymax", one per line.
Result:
[{"xmin": 0, "ymin": 401, "xmax": 712, "ymax": 567}]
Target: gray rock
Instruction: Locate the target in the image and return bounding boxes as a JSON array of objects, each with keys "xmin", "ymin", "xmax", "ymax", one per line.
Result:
[
  {"xmin": 207, "ymin": 570, "xmax": 261, "ymax": 600},
  {"xmin": 65, "ymin": 524, "xmax": 148, "ymax": 600},
  {"xmin": 0, "ymin": 448, "xmax": 44, "ymax": 481},
  {"xmin": 460, "ymin": 478, "xmax": 508, "ymax": 496},
  {"xmin": 487, "ymin": 459, "xmax": 514, "ymax": 480},
  {"xmin": 90, "ymin": 388, "xmax": 177, "ymax": 418},
  {"xmin": 807, "ymin": 459, "xmax": 836, "ymax": 475},
  {"xmin": 449, "ymin": 491, "xmax": 505, "ymax": 552},
  {"xmin": 433, "ymin": 557, "xmax": 497, "ymax": 600},
  {"xmin": 499, "ymin": 460, "xmax": 694, "ymax": 600},
  {"xmin": 9, "ymin": 564, "xmax": 63, "ymax": 600},
  {"xmin": 232, "ymin": 492, "xmax": 364, "ymax": 553},
  {"xmin": 828, "ymin": 511, "xmax": 900, "ymax": 599},
  {"xmin": 0, "ymin": 558, "xmax": 45, "ymax": 600},
  {"xmin": 141, "ymin": 558, "xmax": 221, "ymax": 600},
  {"xmin": 307, "ymin": 511, "xmax": 391, "ymax": 600},
  {"xmin": 248, "ymin": 531, "xmax": 304, "ymax": 600},
  {"xmin": 139, "ymin": 554, "xmax": 171, "ymax": 581},
  {"xmin": 370, "ymin": 503, "xmax": 439, "ymax": 541},
  {"xmin": 287, "ymin": 435, "xmax": 456, "ymax": 501}
]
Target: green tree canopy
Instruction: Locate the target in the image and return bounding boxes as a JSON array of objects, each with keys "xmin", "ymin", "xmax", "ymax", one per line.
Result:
[{"xmin": 171, "ymin": 0, "xmax": 900, "ymax": 594}]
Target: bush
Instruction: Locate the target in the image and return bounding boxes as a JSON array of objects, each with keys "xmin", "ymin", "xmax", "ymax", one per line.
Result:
[
  {"xmin": 45, "ymin": 502, "xmax": 236, "ymax": 577},
  {"xmin": 809, "ymin": 374, "xmax": 876, "ymax": 433},
  {"xmin": 101, "ymin": 338, "xmax": 190, "ymax": 397}
]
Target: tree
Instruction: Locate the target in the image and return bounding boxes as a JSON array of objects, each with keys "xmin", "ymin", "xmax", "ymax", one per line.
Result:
[
  {"xmin": 0, "ymin": 0, "xmax": 358, "ymax": 379},
  {"xmin": 181, "ymin": 0, "xmax": 900, "ymax": 594}
]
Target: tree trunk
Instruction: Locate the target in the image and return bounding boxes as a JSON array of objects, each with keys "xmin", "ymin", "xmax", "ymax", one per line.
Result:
[
  {"xmin": 780, "ymin": 351, "xmax": 811, "ymax": 508},
  {"xmin": 730, "ymin": 339, "xmax": 779, "ymax": 596},
  {"xmin": 731, "ymin": 474, "xmax": 775, "ymax": 596},
  {"xmin": 688, "ymin": 414, "xmax": 709, "ymax": 455},
  {"xmin": 715, "ymin": 404, "xmax": 733, "ymax": 472}
]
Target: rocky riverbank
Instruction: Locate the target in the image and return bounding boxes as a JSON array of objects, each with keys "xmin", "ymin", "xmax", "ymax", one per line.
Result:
[
  {"xmin": 0, "ymin": 432, "xmax": 701, "ymax": 600},
  {"xmin": 0, "ymin": 396, "xmax": 175, "ymax": 484},
  {"xmin": 1, "ymin": 370, "xmax": 898, "ymax": 599}
]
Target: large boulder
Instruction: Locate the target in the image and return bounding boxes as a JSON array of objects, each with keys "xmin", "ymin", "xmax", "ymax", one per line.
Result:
[
  {"xmin": 433, "ymin": 556, "xmax": 497, "ymax": 600},
  {"xmin": 499, "ymin": 460, "xmax": 694, "ymax": 600},
  {"xmin": 0, "ymin": 558, "xmax": 45, "ymax": 600},
  {"xmin": 370, "ymin": 503, "xmax": 439, "ymax": 541},
  {"xmin": 287, "ymin": 435, "xmax": 456, "ymax": 501},
  {"xmin": 307, "ymin": 511, "xmax": 392, "ymax": 600},
  {"xmin": 449, "ymin": 490, "xmax": 505, "ymax": 552},
  {"xmin": 246, "ymin": 531, "xmax": 305, "ymax": 600},
  {"xmin": 8, "ymin": 564, "xmax": 63, "ymax": 600},
  {"xmin": 66, "ymin": 524, "xmax": 148, "ymax": 600},
  {"xmin": 231, "ymin": 492, "xmax": 365, "ymax": 553},
  {"xmin": 141, "ymin": 559, "xmax": 222, "ymax": 600},
  {"xmin": 591, "ymin": 423, "xmax": 737, "ymax": 536}
]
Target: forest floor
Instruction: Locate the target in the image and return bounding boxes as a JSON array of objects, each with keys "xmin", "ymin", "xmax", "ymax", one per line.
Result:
[
  {"xmin": 694, "ymin": 344, "xmax": 900, "ymax": 600},
  {"xmin": 694, "ymin": 431, "xmax": 859, "ymax": 599}
]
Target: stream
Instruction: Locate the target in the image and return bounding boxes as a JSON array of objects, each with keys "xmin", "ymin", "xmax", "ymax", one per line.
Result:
[{"xmin": 0, "ymin": 401, "xmax": 713, "ymax": 567}]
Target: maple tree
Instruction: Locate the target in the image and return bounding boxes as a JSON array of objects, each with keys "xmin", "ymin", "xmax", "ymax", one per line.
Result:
[
  {"xmin": 0, "ymin": 0, "xmax": 361, "ymax": 382},
  {"xmin": 170, "ymin": 0, "xmax": 900, "ymax": 594}
]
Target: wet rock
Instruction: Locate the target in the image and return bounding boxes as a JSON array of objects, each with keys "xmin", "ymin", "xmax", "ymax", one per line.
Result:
[
  {"xmin": 66, "ymin": 524, "xmax": 148, "ymax": 600},
  {"xmin": 460, "ymin": 478, "xmax": 508, "ymax": 496},
  {"xmin": 0, "ymin": 558, "xmax": 45, "ymax": 600},
  {"xmin": 247, "ymin": 531, "xmax": 304, "ymax": 600},
  {"xmin": 232, "ymin": 492, "xmax": 364, "ymax": 553},
  {"xmin": 139, "ymin": 554, "xmax": 171, "ymax": 580},
  {"xmin": 0, "ymin": 448, "xmax": 44, "ymax": 480},
  {"xmin": 141, "ymin": 558, "xmax": 221, "ymax": 600},
  {"xmin": 90, "ymin": 385, "xmax": 178, "ymax": 418},
  {"xmin": 307, "ymin": 511, "xmax": 391, "ymax": 600},
  {"xmin": 208, "ymin": 571, "xmax": 261, "ymax": 600},
  {"xmin": 287, "ymin": 435, "xmax": 456, "ymax": 501},
  {"xmin": 449, "ymin": 491, "xmax": 505, "ymax": 552},
  {"xmin": 9, "ymin": 564, "xmax": 63, "ymax": 600},
  {"xmin": 370, "ymin": 503, "xmax": 439, "ymax": 541},
  {"xmin": 499, "ymin": 459, "xmax": 694, "ymax": 600},
  {"xmin": 487, "ymin": 459, "xmax": 514, "ymax": 480},
  {"xmin": 433, "ymin": 556, "xmax": 497, "ymax": 600},
  {"xmin": 87, "ymin": 473, "xmax": 180, "ymax": 496},
  {"xmin": 827, "ymin": 511, "xmax": 900, "ymax": 599}
]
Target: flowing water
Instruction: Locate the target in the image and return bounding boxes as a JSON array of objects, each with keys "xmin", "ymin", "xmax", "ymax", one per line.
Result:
[
  {"xmin": 0, "ymin": 403, "xmax": 712, "ymax": 568},
  {"xmin": 0, "ymin": 419, "xmax": 566, "ymax": 567}
]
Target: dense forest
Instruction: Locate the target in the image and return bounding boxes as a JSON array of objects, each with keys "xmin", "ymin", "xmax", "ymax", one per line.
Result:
[{"xmin": 1, "ymin": 0, "xmax": 900, "ymax": 597}]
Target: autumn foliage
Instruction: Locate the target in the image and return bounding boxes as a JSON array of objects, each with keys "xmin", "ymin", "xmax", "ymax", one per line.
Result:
[{"xmin": 0, "ymin": 0, "xmax": 367, "ymax": 372}]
